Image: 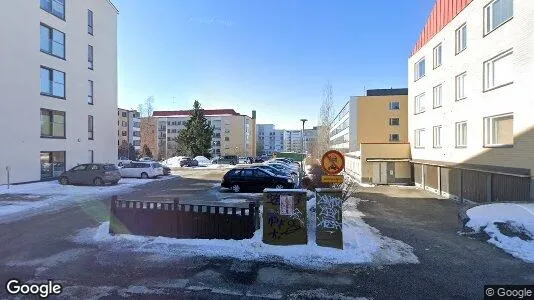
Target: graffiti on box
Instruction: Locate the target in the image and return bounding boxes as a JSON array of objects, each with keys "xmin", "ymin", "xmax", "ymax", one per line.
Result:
[
  {"xmin": 316, "ymin": 194, "xmax": 342, "ymax": 232},
  {"xmin": 267, "ymin": 211, "xmax": 303, "ymax": 239}
]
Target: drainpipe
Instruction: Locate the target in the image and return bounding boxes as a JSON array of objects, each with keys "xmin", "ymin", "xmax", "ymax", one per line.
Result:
[{"xmin": 6, "ymin": 166, "xmax": 10, "ymax": 189}]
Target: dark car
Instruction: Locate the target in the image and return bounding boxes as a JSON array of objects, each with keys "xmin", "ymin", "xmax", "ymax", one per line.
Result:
[
  {"xmin": 221, "ymin": 167, "xmax": 294, "ymax": 193},
  {"xmin": 213, "ymin": 155, "xmax": 238, "ymax": 165},
  {"xmin": 180, "ymin": 157, "xmax": 199, "ymax": 167},
  {"xmin": 58, "ymin": 163, "xmax": 121, "ymax": 186},
  {"xmin": 254, "ymin": 165, "xmax": 291, "ymax": 178},
  {"xmin": 253, "ymin": 157, "xmax": 265, "ymax": 163}
]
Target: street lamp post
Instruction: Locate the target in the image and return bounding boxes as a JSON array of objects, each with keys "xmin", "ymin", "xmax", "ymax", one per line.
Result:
[{"xmin": 300, "ymin": 119, "xmax": 307, "ymax": 154}]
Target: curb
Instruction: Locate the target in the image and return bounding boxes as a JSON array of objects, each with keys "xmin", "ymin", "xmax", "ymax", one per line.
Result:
[{"xmin": 457, "ymin": 203, "xmax": 479, "ymax": 232}]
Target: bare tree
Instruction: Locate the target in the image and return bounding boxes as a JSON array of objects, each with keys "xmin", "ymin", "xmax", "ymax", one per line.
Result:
[
  {"xmin": 144, "ymin": 96, "xmax": 155, "ymax": 117},
  {"xmin": 137, "ymin": 104, "xmax": 145, "ymax": 117},
  {"xmin": 315, "ymin": 82, "xmax": 335, "ymax": 159}
]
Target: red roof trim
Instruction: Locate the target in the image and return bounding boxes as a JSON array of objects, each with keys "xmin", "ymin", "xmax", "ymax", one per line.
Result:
[
  {"xmin": 152, "ymin": 109, "xmax": 240, "ymax": 117},
  {"xmin": 411, "ymin": 0, "xmax": 473, "ymax": 57}
]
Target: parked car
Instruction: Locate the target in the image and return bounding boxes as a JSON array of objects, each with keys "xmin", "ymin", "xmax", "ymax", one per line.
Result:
[
  {"xmin": 253, "ymin": 157, "xmax": 265, "ymax": 163},
  {"xmin": 152, "ymin": 162, "xmax": 168, "ymax": 176},
  {"xmin": 254, "ymin": 164, "xmax": 294, "ymax": 179},
  {"xmin": 238, "ymin": 157, "xmax": 249, "ymax": 164},
  {"xmin": 138, "ymin": 157, "xmax": 154, "ymax": 162},
  {"xmin": 117, "ymin": 157, "xmax": 131, "ymax": 167},
  {"xmin": 58, "ymin": 164, "xmax": 121, "ymax": 186},
  {"xmin": 119, "ymin": 162, "xmax": 162, "ymax": 179},
  {"xmin": 221, "ymin": 167, "xmax": 294, "ymax": 192},
  {"xmin": 266, "ymin": 162, "xmax": 298, "ymax": 176},
  {"xmin": 213, "ymin": 155, "xmax": 238, "ymax": 165},
  {"xmin": 180, "ymin": 157, "xmax": 199, "ymax": 167}
]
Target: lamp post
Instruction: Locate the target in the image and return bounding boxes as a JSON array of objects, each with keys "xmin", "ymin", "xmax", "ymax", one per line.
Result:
[{"xmin": 300, "ymin": 119, "xmax": 307, "ymax": 154}]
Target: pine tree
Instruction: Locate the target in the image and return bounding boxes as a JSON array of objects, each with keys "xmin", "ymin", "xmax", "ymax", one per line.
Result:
[{"xmin": 175, "ymin": 100, "xmax": 214, "ymax": 157}]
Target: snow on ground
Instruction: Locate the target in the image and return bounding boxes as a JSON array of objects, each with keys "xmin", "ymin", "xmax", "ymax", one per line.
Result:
[
  {"xmin": 0, "ymin": 176, "xmax": 175, "ymax": 224},
  {"xmin": 162, "ymin": 156, "xmax": 184, "ymax": 168},
  {"xmin": 465, "ymin": 203, "xmax": 534, "ymax": 263},
  {"xmin": 72, "ymin": 196, "xmax": 418, "ymax": 269}
]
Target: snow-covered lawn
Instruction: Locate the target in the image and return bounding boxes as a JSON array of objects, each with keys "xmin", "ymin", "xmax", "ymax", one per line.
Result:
[
  {"xmin": 465, "ymin": 203, "xmax": 534, "ymax": 263},
  {"xmin": 0, "ymin": 177, "xmax": 175, "ymax": 224},
  {"xmin": 72, "ymin": 195, "xmax": 418, "ymax": 269}
]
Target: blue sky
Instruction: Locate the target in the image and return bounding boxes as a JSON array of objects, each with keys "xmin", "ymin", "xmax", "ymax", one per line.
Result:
[{"xmin": 115, "ymin": 0, "xmax": 435, "ymax": 130}]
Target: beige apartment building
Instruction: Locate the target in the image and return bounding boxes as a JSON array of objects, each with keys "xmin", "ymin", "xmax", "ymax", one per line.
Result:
[
  {"xmin": 0, "ymin": 0, "xmax": 118, "ymax": 184},
  {"xmin": 117, "ymin": 108, "xmax": 141, "ymax": 155},
  {"xmin": 409, "ymin": 0, "xmax": 534, "ymax": 202},
  {"xmin": 333, "ymin": 89, "xmax": 410, "ymax": 184},
  {"xmin": 142, "ymin": 109, "xmax": 257, "ymax": 159}
]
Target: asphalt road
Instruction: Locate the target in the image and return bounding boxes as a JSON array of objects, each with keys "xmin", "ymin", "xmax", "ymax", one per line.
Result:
[{"xmin": 0, "ymin": 170, "xmax": 532, "ymax": 299}]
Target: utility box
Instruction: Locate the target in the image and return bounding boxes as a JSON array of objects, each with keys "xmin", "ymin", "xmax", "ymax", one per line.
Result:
[
  {"xmin": 262, "ymin": 189, "xmax": 308, "ymax": 245},
  {"xmin": 315, "ymin": 188, "xmax": 343, "ymax": 249}
]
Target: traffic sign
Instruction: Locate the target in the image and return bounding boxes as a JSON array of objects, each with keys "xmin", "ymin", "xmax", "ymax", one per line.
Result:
[
  {"xmin": 321, "ymin": 175, "xmax": 344, "ymax": 184},
  {"xmin": 321, "ymin": 150, "xmax": 345, "ymax": 175}
]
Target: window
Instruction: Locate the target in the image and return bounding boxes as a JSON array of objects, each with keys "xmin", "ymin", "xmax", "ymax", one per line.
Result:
[
  {"xmin": 254, "ymin": 170, "xmax": 269, "ymax": 177},
  {"xmin": 122, "ymin": 112, "xmax": 127, "ymax": 117},
  {"xmin": 455, "ymin": 122, "xmax": 468, "ymax": 147},
  {"xmin": 455, "ymin": 24, "xmax": 467, "ymax": 54},
  {"xmin": 433, "ymin": 43, "xmax": 442, "ymax": 68},
  {"xmin": 455, "ymin": 72, "xmax": 467, "ymax": 100},
  {"xmin": 40, "ymin": 109, "xmax": 65, "ymax": 138},
  {"xmin": 389, "ymin": 134, "xmax": 400, "ymax": 142},
  {"xmin": 484, "ymin": 49, "xmax": 513, "ymax": 91},
  {"xmin": 40, "ymin": 66, "xmax": 65, "ymax": 98},
  {"xmin": 88, "ymin": 10, "xmax": 94, "ymax": 35},
  {"xmin": 484, "ymin": 113, "xmax": 513, "ymax": 147},
  {"xmin": 40, "ymin": 0, "xmax": 65, "ymax": 20},
  {"xmin": 40, "ymin": 24, "xmax": 65, "ymax": 58},
  {"xmin": 224, "ymin": 137, "xmax": 230, "ymax": 141},
  {"xmin": 88, "ymin": 150, "xmax": 94, "ymax": 163},
  {"xmin": 88, "ymin": 45, "xmax": 94, "ymax": 69},
  {"xmin": 389, "ymin": 118, "xmax": 400, "ymax": 126},
  {"xmin": 414, "ymin": 93, "xmax": 425, "ymax": 114},
  {"xmin": 88, "ymin": 80, "xmax": 93, "ymax": 104},
  {"xmin": 88, "ymin": 115, "xmax": 94, "ymax": 140},
  {"xmin": 433, "ymin": 126, "xmax": 442, "ymax": 148},
  {"xmin": 122, "ymin": 131, "xmax": 127, "ymax": 136},
  {"xmin": 433, "ymin": 84, "xmax": 442, "ymax": 108},
  {"xmin": 485, "ymin": 0, "xmax": 513, "ymax": 34},
  {"xmin": 40, "ymin": 151, "xmax": 65, "ymax": 179},
  {"xmin": 414, "ymin": 58, "xmax": 425, "ymax": 80},
  {"xmin": 414, "ymin": 129, "xmax": 425, "ymax": 148},
  {"xmin": 133, "ymin": 140, "xmax": 141, "ymax": 146},
  {"xmin": 389, "ymin": 101, "xmax": 400, "ymax": 110}
]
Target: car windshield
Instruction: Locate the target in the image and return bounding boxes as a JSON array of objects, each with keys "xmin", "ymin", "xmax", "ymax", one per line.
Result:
[{"xmin": 103, "ymin": 164, "xmax": 118, "ymax": 171}]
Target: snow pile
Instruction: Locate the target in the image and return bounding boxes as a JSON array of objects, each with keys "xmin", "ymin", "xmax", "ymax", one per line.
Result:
[
  {"xmin": 162, "ymin": 156, "xmax": 184, "ymax": 168},
  {"xmin": 0, "ymin": 177, "xmax": 174, "ymax": 224},
  {"xmin": 194, "ymin": 156, "xmax": 211, "ymax": 167},
  {"xmin": 73, "ymin": 196, "xmax": 418, "ymax": 269},
  {"xmin": 466, "ymin": 203, "xmax": 534, "ymax": 263}
]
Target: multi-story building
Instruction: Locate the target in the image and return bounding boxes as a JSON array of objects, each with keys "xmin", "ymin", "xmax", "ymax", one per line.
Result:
[
  {"xmin": 145, "ymin": 109, "xmax": 257, "ymax": 159},
  {"xmin": 408, "ymin": 0, "xmax": 534, "ymax": 202},
  {"xmin": 256, "ymin": 124, "xmax": 290, "ymax": 155},
  {"xmin": 0, "ymin": 0, "xmax": 118, "ymax": 184},
  {"xmin": 332, "ymin": 89, "xmax": 410, "ymax": 184},
  {"xmin": 117, "ymin": 108, "xmax": 141, "ymax": 154},
  {"xmin": 284, "ymin": 130, "xmax": 303, "ymax": 152},
  {"xmin": 303, "ymin": 126, "xmax": 319, "ymax": 155}
]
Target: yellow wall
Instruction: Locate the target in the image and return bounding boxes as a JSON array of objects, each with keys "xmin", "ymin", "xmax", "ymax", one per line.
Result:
[
  {"xmin": 221, "ymin": 115, "xmax": 255, "ymax": 157},
  {"xmin": 357, "ymin": 95, "xmax": 408, "ymax": 144},
  {"xmin": 395, "ymin": 162, "xmax": 411, "ymax": 179},
  {"xmin": 360, "ymin": 143, "xmax": 411, "ymax": 180}
]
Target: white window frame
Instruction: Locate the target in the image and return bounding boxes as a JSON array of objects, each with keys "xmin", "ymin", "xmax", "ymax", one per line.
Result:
[
  {"xmin": 389, "ymin": 134, "xmax": 400, "ymax": 142},
  {"xmin": 433, "ymin": 84, "xmax": 442, "ymax": 108},
  {"xmin": 484, "ymin": 49, "xmax": 513, "ymax": 91},
  {"xmin": 455, "ymin": 72, "xmax": 467, "ymax": 101},
  {"xmin": 389, "ymin": 101, "xmax": 400, "ymax": 110},
  {"xmin": 414, "ymin": 93, "xmax": 426, "ymax": 114},
  {"xmin": 484, "ymin": 0, "xmax": 513, "ymax": 35},
  {"xmin": 414, "ymin": 129, "xmax": 425, "ymax": 148},
  {"xmin": 483, "ymin": 113, "xmax": 514, "ymax": 147},
  {"xmin": 433, "ymin": 43, "xmax": 442, "ymax": 69},
  {"xmin": 455, "ymin": 23, "xmax": 467, "ymax": 54},
  {"xmin": 414, "ymin": 57, "xmax": 426, "ymax": 81},
  {"xmin": 433, "ymin": 126, "xmax": 442, "ymax": 148},
  {"xmin": 455, "ymin": 122, "xmax": 468, "ymax": 148}
]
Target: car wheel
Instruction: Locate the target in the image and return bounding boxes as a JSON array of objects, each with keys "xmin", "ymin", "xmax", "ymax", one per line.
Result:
[
  {"xmin": 141, "ymin": 172, "xmax": 149, "ymax": 179},
  {"xmin": 59, "ymin": 177, "xmax": 69, "ymax": 185},
  {"xmin": 275, "ymin": 184, "xmax": 285, "ymax": 190},
  {"xmin": 93, "ymin": 177, "xmax": 104, "ymax": 186},
  {"xmin": 231, "ymin": 184, "xmax": 241, "ymax": 193}
]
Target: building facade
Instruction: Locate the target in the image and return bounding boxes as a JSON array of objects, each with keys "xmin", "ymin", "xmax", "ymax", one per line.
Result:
[
  {"xmin": 257, "ymin": 124, "xmax": 277, "ymax": 155},
  {"xmin": 146, "ymin": 109, "xmax": 257, "ymax": 159},
  {"xmin": 0, "ymin": 0, "xmax": 118, "ymax": 184},
  {"xmin": 333, "ymin": 89, "xmax": 410, "ymax": 184},
  {"xmin": 117, "ymin": 108, "xmax": 141, "ymax": 154},
  {"xmin": 408, "ymin": 0, "xmax": 534, "ymax": 201}
]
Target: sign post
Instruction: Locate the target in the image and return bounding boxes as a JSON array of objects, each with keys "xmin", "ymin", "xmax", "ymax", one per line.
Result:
[{"xmin": 320, "ymin": 150, "xmax": 345, "ymax": 184}]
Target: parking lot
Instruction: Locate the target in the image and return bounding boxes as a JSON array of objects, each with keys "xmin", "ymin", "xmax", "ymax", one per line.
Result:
[{"xmin": 1, "ymin": 168, "xmax": 533, "ymax": 299}]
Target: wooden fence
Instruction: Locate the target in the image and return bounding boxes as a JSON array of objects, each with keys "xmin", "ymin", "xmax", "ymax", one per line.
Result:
[{"xmin": 109, "ymin": 196, "xmax": 260, "ymax": 240}]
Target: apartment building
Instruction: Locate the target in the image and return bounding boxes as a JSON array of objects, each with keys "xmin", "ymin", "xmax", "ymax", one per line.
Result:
[
  {"xmin": 408, "ymin": 0, "xmax": 534, "ymax": 202},
  {"xmin": 146, "ymin": 109, "xmax": 257, "ymax": 159},
  {"xmin": 331, "ymin": 89, "xmax": 410, "ymax": 184},
  {"xmin": 0, "ymin": 0, "xmax": 118, "ymax": 184},
  {"xmin": 117, "ymin": 108, "xmax": 141, "ymax": 153},
  {"xmin": 257, "ymin": 124, "xmax": 283, "ymax": 155}
]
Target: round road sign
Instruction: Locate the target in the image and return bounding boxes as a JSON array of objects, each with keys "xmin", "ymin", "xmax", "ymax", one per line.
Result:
[{"xmin": 321, "ymin": 150, "xmax": 345, "ymax": 175}]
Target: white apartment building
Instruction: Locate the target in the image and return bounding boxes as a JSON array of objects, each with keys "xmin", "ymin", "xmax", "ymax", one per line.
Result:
[
  {"xmin": 256, "ymin": 124, "xmax": 287, "ymax": 155},
  {"xmin": 283, "ymin": 130, "xmax": 302, "ymax": 153},
  {"xmin": 330, "ymin": 99, "xmax": 358, "ymax": 153},
  {"xmin": 117, "ymin": 108, "xmax": 141, "ymax": 153},
  {"xmin": 0, "ymin": 0, "xmax": 118, "ymax": 184},
  {"xmin": 150, "ymin": 109, "xmax": 256, "ymax": 159},
  {"xmin": 408, "ymin": 0, "xmax": 534, "ymax": 201}
]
